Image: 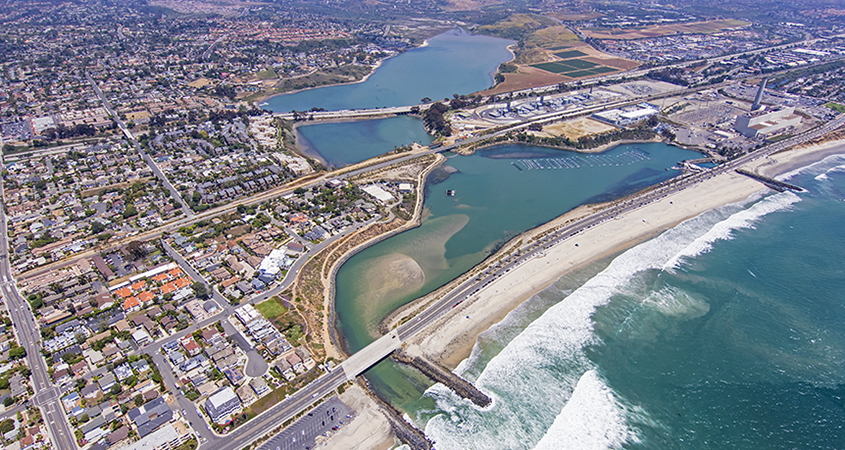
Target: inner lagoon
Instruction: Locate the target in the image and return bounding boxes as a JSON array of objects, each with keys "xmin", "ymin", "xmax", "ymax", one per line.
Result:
[
  {"xmin": 266, "ymin": 29, "xmax": 514, "ymax": 113},
  {"xmin": 333, "ymin": 142, "xmax": 705, "ymax": 407}
]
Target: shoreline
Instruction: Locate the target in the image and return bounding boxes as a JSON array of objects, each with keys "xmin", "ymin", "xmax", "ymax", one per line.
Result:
[
  {"xmin": 292, "ymin": 114, "xmax": 432, "ymax": 170},
  {"xmin": 323, "ymin": 153, "xmax": 445, "ymax": 358},
  {"xmin": 256, "ymin": 36, "xmax": 436, "ymax": 107},
  {"xmin": 395, "ymin": 139, "xmax": 845, "ymax": 369},
  {"xmin": 252, "ymin": 56, "xmax": 391, "ymax": 106}
]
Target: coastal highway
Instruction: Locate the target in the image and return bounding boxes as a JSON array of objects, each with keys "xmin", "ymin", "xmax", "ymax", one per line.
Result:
[
  {"xmin": 0, "ymin": 169, "xmax": 77, "ymax": 449},
  {"xmin": 394, "ymin": 112, "xmax": 845, "ymax": 341},
  {"xmin": 210, "ymin": 111, "xmax": 845, "ymax": 450},
  {"xmin": 20, "ymin": 50, "xmax": 840, "ymax": 282},
  {"xmin": 152, "ymin": 111, "xmax": 845, "ymax": 450}
]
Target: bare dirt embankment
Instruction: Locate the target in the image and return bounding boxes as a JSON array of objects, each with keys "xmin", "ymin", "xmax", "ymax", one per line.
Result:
[{"xmin": 287, "ymin": 153, "xmax": 444, "ymax": 361}]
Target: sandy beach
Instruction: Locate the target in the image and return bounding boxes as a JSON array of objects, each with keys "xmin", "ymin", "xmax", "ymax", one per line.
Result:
[
  {"xmin": 328, "ymin": 138, "xmax": 845, "ymax": 449},
  {"xmin": 403, "ymin": 139, "xmax": 845, "ymax": 368}
]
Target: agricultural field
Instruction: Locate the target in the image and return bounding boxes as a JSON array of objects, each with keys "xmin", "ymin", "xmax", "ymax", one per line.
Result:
[
  {"xmin": 530, "ymin": 57, "xmax": 618, "ymax": 79},
  {"xmin": 553, "ymin": 50, "xmax": 588, "ymax": 59}
]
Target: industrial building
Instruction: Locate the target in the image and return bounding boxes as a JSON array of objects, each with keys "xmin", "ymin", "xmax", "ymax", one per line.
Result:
[
  {"xmin": 734, "ymin": 106, "xmax": 802, "ymax": 138},
  {"xmin": 592, "ymin": 103, "xmax": 660, "ymax": 127}
]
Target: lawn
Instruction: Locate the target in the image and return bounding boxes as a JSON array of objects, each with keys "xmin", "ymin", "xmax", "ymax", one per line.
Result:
[
  {"xmin": 825, "ymin": 102, "xmax": 845, "ymax": 113},
  {"xmin": 255, "ymin": 297, "xmax": 288, "ymax": 320}
]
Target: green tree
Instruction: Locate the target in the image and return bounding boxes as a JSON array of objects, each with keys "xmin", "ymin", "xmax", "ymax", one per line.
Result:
[
  {"xmin": 191, "ymin": 282, "xmax": 209, "ymax": 299},
  {"xmin": 8, "ymin": 346, "xmax": 26, "ymax": 360}
]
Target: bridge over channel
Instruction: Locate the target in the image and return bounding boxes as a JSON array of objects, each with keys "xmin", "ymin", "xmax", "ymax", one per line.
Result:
[{"xmin": 274, "ymin": 105, "xmax": 415, "ymax": 121}]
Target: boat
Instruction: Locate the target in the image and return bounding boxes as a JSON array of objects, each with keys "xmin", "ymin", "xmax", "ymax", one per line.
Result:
[{"xmin": 446, "ymin": 190, "xmax": 456, "ymax": 196}]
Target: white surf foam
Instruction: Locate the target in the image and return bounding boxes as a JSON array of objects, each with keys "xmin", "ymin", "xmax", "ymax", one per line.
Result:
[
  {"xmin": 778, "ymin": 153, "xmax": 845, "ymax": 181},
  {"xmin": 532, "ymin": 370, "xmax": 633, "ymax": 450},
  {"xmin": 663, "ymin": 191, "xmax": 801, "ymax": 270},
  {"xmin": 425, "ymin": 190, "xmax": 803, "ymax": 449}
]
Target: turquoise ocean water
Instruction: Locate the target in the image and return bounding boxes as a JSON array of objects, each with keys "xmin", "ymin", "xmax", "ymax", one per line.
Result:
[
  {"xmin": 419, "ymin": 154, "xmax": 845, "ymax": 449},
  {"xmin": 334, "ymin": 143, "xmax": 703, "ymax": 408}
]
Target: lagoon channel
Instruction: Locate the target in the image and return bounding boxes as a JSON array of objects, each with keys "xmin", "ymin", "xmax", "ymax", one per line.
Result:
[{"xmin": 333, "ymin": 142, "xmax": 705, "ymax": 408}]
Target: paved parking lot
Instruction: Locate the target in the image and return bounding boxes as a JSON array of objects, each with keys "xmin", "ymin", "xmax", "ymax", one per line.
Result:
[{"xmin": 258, "ymin": 397, "xmax": 352, "ymax": 450}]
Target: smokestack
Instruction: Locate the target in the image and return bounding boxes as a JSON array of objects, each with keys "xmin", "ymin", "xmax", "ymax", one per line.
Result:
[{"xmin": 752, "ymin": 78, "xmax": 767, "ymax": 111}]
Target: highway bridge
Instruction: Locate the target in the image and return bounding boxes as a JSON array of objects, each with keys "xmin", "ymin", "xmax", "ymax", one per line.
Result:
[
  {"xmin": 274, "ymin": 105, "xmax": 415, "ymax": 121},
  {"xmin": 219, "ymin": 113, "xmax": 845, "ymax": 450}
]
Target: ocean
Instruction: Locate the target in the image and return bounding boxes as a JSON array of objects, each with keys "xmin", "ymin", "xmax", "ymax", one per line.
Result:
[{"xmin": 418, "ymin": 153, "xmax": 845, "ymax": 449}]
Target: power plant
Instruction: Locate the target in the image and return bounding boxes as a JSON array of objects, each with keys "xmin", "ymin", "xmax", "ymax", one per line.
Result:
[{"xmin": 751, "ymin": 77, "xmax": 768, "ymax": 111}]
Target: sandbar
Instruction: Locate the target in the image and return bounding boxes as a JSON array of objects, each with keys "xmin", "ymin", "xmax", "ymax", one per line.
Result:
[{"xmin": 404, "ymin": 139, "xmax": 845, "ymax": 368}]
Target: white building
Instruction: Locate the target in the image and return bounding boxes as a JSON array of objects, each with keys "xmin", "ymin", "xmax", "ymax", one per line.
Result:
[
  {"xmin": 592, "ymin": 103, "xmax": 659, "ymax": 127},
  {"xmin": 257, "ymin": 248, "xmax": 287, "ymax": 279},
  {"xmin": 120, "ymin": 424, "xmax": 191, "ymax": 450},
  {"xmin": 734, "ymin": 106, "xmax": 802, "ymax": 138},
  {"xmin": 361, "ymin": 184, "xmax": 394, "ymax": 203}
]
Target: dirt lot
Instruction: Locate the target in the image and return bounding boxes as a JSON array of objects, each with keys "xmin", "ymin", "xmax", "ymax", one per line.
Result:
[
  {"xmin": 582, "ymin": 56, "xmax": 641, "ymax": 71},
  {"xmin": 534, "ymin": 117, "xmax": 616, "ymax": 140},
  {"xmin": 476, "ymin": 66, "xmax": 567, "ymax": 96}
]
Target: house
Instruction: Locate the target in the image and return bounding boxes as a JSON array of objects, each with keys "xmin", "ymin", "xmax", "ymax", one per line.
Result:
[
  {"xmin": 249, "ymin": 377, "xmax": 270, "ymax": 398},
  {"xmin": 131, "ymin": 359, "xmax": 150, "ymax": 375},
  {"xmin": 235, "ymin": 385, "xmax": 257, "ymax": 407},
  {"xmin": 132, "ymin": 329, "xmax": 152, "ymax": 346},
  {"xmin": 235, "ymin": 281, "xmax": 253, "ymax": 295},
  {"xmin": 127, "ymin": 397, "xmax": 173, "ymax": 437},
  {"xmin": 61, "ymin": 391, "xmax": 81, "ymax": 412},
  {"xmin": 295, "ymin": 346, "xmax": 315, "ymax": 369},
  {"xmin": 223, "ymin": 367, "xmax": 244, "ymax": 385},
  {"xmin": 285, "ymin": 352, "xmax": 304, "ymax": 374},
  {"xmin": 201, "ymin": 329, "xmax": 223, "ymax": 345},
  {"xmin": 52, "ymin": 368, "xmax": 71, "ymax": 385},
  {"xmin": 160, "ymin": 316, "xmax": 177, "ymax": 332},
  {"xmin": 274, "ymin": 359, "xmax": 295, "ymax": 381},
  {"xmin": 107, "ymin": 426, "xmax": 129, "ymax": 445},
  {"xmin": 179, "ymin": 336, "xmax": 201, "ymax": 356},
  {"xmin": 205, "ymin": 387, "xmax": 241, "ymax": 425},
  {"xmin": 80, "ymin": 383, "xmax": 101, "ymax": 400},
  {"xmin": 98, "ymin": 373, "xmax": 116, "ymax": 392},
  {"xmin": 114, "ymin": 363, "xmax": 133, "ymax": 381}
]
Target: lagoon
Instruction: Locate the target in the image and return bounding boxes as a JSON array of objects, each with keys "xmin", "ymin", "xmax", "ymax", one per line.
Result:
[
  {"xmin": 333, "ymin": 142, "xmax": 704, "ymax": 407},
  {"xmin": 296, "ymin": 116, "xmax": 432, "ymax": 169},
  {"xmin": 266, "ymin": 29, "xmax": 513, "ymax": 113}
]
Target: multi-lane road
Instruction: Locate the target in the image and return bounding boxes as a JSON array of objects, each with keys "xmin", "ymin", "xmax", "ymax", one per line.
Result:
[
  {"xmin": 3, "ymin": 56, "xmax": 842, "ymax": 450},
  {"xmin": 225, "ymin": 111, "xmax": 845, "ymax": 449},
  {"xmin": 0, "ymin": 173, "xmax": 77, "ymax": 449}
]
